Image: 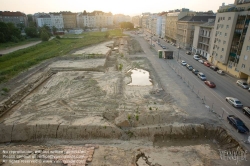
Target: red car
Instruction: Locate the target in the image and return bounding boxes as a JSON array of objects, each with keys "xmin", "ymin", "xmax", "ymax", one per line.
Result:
[
  {"xmin": 204, "ymin": 61, "xmax": 211, "ymax": 67},
  {"xmin": 204, "ymin": 81, "xmax": 216, "ymax": 88}
]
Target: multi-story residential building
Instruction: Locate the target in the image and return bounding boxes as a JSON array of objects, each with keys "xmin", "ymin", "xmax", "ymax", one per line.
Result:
[
  {"xmin": 81, "ymin": 11, "xmax": 113, "ymax": 29},
  {"xmin": 50, "ymin": 13, "xmax": 64, "ymax": 30},
  {"xmin": 37, "ymin": 15, "xmax": 52, "ymax": 28},
  {"xmin": 161, "ymin": 13, "xmax": 167, "ymax": 39},
  {"xmin": 113, "ymin": 14, "xmax": 131, "ymax": 25},
  {"xmin": 165, "ymin": 9, "xmax": 192, "ymax": 43},
  {"xmin": 210, "ymin": 1, "xmax": 250, "ymax": 82},
  {"xmin": 141, "ymin": 14, "xmax": 149, "ymax": 31},
  {"xmin": 156, "ymin": 15, "xmax": 162, "ymax": 37},
  {"xmin": 61, "ymin": 11, "xmax": 77, "ymax": 29},
  {"xmin": 177, "ymin": 15, "xmax": 216, "ymax": 50},
  {"xmin": 0, "ymin": 11, "xmax": 28, "ymax": 28},
  {"xmin": 77, "ymin": 13, "xmax": 84, "ymax": 28},
  {"xmin": 192, "ymin": 19, "xmax": 215, "ymax": 59},
  {"xmin": 132, "ymin": 16, "xmax": 142, "ymax": 28}
]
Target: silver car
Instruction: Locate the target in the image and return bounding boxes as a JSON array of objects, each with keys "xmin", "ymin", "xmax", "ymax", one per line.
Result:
[
  {"xmin": 226, "ymin": 97, "xmax": 243, "ymax": 108},
  {"xmin": 197, "ymin": 72, "xmax": 206, "ymax": 81},
  {"xmin": 236, "ymin": 80, "xmax": 249, "ymax": 89}
]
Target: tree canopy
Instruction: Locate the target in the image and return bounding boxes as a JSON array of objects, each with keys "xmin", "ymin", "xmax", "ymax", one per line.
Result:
[
  {"xmin": 120, "ymin": 22, "xmax": 134, "ymax": 29},
  {"xmin": 0, "ymin": 22, "xmax": 22, "ymax": 43}
]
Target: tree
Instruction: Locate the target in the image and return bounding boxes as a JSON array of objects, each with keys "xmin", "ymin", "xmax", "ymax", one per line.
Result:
[
  {"xmin": 27, "ymin": 14, "xmax": 33, "ymax": 22},
  {"xmin": 120, "ymin": 22, "xmax": 134, "ymax": 29},
  {"xmin": 52, "ymin": 26, "xmax": 57, "ymax": 35},
  {"xmin": 0, "ymin": 22, "xmax": 22, "ymax": 43},
  {"xmin": 25, "ymin": 27, "xmax": 38, "ymax": 37},
  {"xmin": 40, "ymin": 30, "xmax": 49, "ymax": 41}
]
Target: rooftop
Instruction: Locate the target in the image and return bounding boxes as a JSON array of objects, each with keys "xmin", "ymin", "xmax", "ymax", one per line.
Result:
[{"xmin": 179, "ymin": 15, "xmax": 216, "ymax": 22}]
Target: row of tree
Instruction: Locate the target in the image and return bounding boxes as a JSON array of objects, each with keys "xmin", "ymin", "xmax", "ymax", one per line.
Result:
[
  {"xmin": 0, "ymin": 22, "xmax": 23, "ymax": 43},
  {"xmin": 0, "ymin": 21, "xmax": 56, "ymax": 43}
]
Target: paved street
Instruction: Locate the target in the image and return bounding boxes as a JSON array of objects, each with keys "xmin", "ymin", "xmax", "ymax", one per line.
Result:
[{"xmin": 127, "ymin": 31, "xmax": 250, "ymax": 151}]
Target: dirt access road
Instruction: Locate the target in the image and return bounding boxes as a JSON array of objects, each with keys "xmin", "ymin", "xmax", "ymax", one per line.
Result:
[{"xmin": 0, "ymin": 41, "xmax": 42, "ymax": 55}]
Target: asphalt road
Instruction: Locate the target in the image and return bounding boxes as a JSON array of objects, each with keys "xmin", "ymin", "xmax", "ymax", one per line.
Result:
[{"xmin": 132, "ymin": 31, "xmax": 250, "ymax": 150}]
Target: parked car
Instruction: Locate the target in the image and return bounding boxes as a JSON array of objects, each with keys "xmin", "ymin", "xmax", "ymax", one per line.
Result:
[
  {"xmin": 204, "ymin": 61, "xmax": 211, "ymax": 67},
  {"xmin": 197, "ymin": 72, "xmax": 206, "ymax": 81},
  {"xmin": 210, "ymin": 66, "xmax": 219, "ymax": 71},
  {"xmin": 193, "ymin": 55, "xmax": 200, "ymax": 60},
  {"xmin": 242, "ymin": 107, "xmax": 250, "ymax": 118},
  {"xmin": 177, "ymin": 46, "xmax": 180, "ymax": 49},
  {"xmin": 192, "ymin": 69, "xmax": 199, "ymax": 75},
  {"xmin": 181, "ymin": 60, "xmax": 187, "ymax": 66},
  {"xmin": 186, "ymin": 64, "xmax": 193, "ymax": 71},
  {"xmin": 162, "ymin": 46, "xmax": 166, "ymax": 49},
  {"xmin": 204, "ymin": 81, "xmax": 216, "ymax": 88},
  {"xmin": 217, "ymin": 70, "xmax": 225, "ymax": 75},
  {"xmin": 236, "ymin": 80, "xmax": 249, "ymax": 89},
  {"xmin": 225, "ymin": 97, "xmax": 243, "ymax": 108},
  {"xmin": 227, "ymin": 115, "xmax": 249, "ymax": 133},
  {"xmin": 186, "ymin": 51, "xmax": 191, "ymax": 55},
  {"xmin": 198, "ymin": 59, "xmax": 204, "ymax": 63}
]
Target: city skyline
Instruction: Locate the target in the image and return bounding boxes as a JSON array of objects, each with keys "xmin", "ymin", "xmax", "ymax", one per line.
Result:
[{"xmin": 1, "ymin": 0, "xmax": 234, "ymax": 16}]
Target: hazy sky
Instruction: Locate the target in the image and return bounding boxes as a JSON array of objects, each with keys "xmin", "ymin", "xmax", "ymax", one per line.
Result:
[{"xmin": 0, "ymin": 0, "xmax": 234, "ymax": 15}]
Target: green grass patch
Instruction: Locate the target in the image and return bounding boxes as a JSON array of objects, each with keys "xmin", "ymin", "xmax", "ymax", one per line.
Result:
[
  {"xmin": 0, "ymin": 38, "xmax": 41, "ymax": 50},
  {"xmin": 0, "ymin": 30, "xmax": 124, "ymax": 83}
]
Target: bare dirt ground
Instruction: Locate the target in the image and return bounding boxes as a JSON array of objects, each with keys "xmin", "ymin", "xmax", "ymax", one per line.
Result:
[{"xmin": 0, "ymin": 37, "xmax": 249, "ymax": 166}]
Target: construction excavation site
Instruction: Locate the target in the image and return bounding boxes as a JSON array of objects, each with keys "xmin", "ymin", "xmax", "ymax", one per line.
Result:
[{"xmin": 0, "ymin": 36, "xmax": 249, "ymax": 166}]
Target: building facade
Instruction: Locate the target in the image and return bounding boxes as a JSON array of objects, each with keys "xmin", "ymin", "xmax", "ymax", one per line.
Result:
[
  {"xmin": 81, "ymin": 11, "xmax": 113, "ymax": 28},
  {"xmin": 50, "ymin": 13, "xmax": 64, "ymax": 30},
  {"xmin": 177, "ymin": 15, "xmax": 216, "ymax": 50},
  {"xmin": 132, "ymin": 16, "xmax": 142, "ymax": 28},
  {"xmin": 0, "ymin": 11, "xmax": 28, "ymax": 28},
  {"xmin": 113, "ymin": 14, "xmax": 131, "ymax": 25},
  {"xmin": 37, "ymin": 15, "xmax": 52, "ymax": 28},
  {"xmin": 210, "ymin": 1, "xmax": 250, "ymax": 82},
  {"xmin": 192, "ymin": 20, "xmax": 215, "ymax": 59},
  {"xmin": 61, "ymin": 11, "xmax": 77, "ymax": 29}
]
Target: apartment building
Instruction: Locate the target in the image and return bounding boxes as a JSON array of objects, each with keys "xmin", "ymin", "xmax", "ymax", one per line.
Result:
[
  {"xmin": 0, "ymin": 11, "xmax": 28, "ymax": 28},
  {"xmin": 37, "ymin": 15, "xmax": 52, "ymax": 28},
  {"xmin": 210, "ymin": 1, "xmax": 250, "ymax": 82},
  {"xmin": 161, "ymin": 13, "xmax": 167, "ymax": 39},
  {"xmin": 177, "ymin": 15, "xmax": 216, "ymax": 50},
  {"xmin": 50, "ymin": 13, "xmax": 64, "ymax": 30},
  {"xmin": 192, "ymin": 19, "xmax": 215, "ymax": 59},
  {"xmin": 61, "ymin": 11, "xmax": 77, "ymax": 29},
  {"xmin": 132, "ymin": 16, "xmax": 142, "ymax": 28},
  {"xmin": 113, "ymin": 14, "xmax": 131, "ymax": 25},
  {"xmin": 165, "ymin": 9, "xmax": 192, "ymax": 43},
  {"xmin": 81, "ymin": 11, "xmax": 113, "ymax": 28}
]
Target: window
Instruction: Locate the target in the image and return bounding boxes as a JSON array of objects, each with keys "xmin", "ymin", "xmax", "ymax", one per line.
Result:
[
  {"xmin": 228, "ymin": 17, "xmax": 231, "ymax": 20},
  {"xmin": 241, "ymin": 64, "xmax": 245, "ymax": 68},
  {"xmin": 247, "ymin": 46, "xmax": 250, "ymax": 51},
  {"xmin": 244, "ymin": 55, "xmax": 248, "ymax": 60},
  {"xmin": 225, "ymin": 33, "xmax": 227, "ymax": 37},
  {"xmin": 220, "ymin": 55, "xmax": 223, "ymax": 59},
  {"xmin": 222, "ymin": 48, "xmax": 224, "ymax": 51},
  {"xmin": 223, "ymin": 41, "xmax": 226, "ymax": 44},
  {"xmin": 226, "ymin": 25, "xmax": 229, "ymax": 29},
  {"xmin": 220, "ymin": 32, "xmax": 222, "ymax": 36}
]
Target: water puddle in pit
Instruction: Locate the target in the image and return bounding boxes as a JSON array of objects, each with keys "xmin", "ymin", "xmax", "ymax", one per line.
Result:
[{"xmin": 128, "ymin": 68, "xmax": 152, "ymax": 86}]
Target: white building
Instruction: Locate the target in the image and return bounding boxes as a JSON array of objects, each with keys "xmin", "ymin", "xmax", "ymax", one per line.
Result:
[
  {"xmin": 37, "ymin": 15, "xmax": 52, "ymax": 28},
  {"xmin": 50, "ymin": 13, "xmax": 64, "ymax": 30},
  {"xmin": 113, "ymin": 14, "xmax": 131, "ymax": 25}
]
